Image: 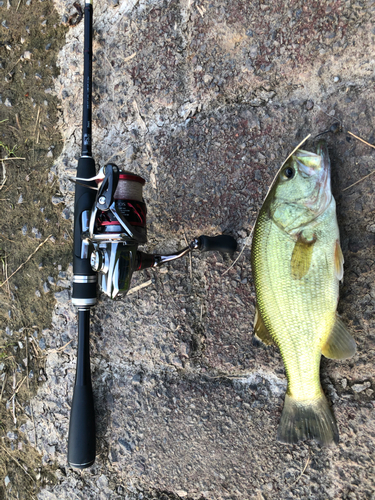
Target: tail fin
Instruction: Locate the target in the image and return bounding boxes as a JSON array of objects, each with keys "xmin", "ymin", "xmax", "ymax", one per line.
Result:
[{"xmin": 277, "ymin": 393, "xmax": 339, "ymax": 446}]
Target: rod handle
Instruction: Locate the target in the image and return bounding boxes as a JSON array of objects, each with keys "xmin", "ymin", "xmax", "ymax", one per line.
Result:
[
  {"xmin": 197, "ymin": 234, "xmax": 237, "ymax": 254},
  {"xmin": 67, "ymin": 309, "xmax": 96, "ymax": 468},
  {"xmin": 67, "ymin": 384, "xmax": 96, "ymax": 469}
]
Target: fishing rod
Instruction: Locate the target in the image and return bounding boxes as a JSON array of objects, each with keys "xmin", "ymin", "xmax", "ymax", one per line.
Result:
[
  {"xmin": 68, "ymin": 0, "xmax": 96, "ymax": 469},
  {"xmin": 67, "ymin": 0, "xmax": 237, "ymax": 469}
]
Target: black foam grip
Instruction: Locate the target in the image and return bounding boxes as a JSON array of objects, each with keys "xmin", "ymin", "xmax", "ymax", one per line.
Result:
[
  {"xmin": 198, "ymin": 235, "xmax": 237, "ymax": 254},
  {"xmin": 72, "ymin": 282, "xmax": 97, "ymax": 301},
  {"xmin": 68, "ymin": 309, "xmax": 96, "ymax": 468},
  {"xmin": 67, "ymin": 385, "xmax": 95, "ymax": 468}
]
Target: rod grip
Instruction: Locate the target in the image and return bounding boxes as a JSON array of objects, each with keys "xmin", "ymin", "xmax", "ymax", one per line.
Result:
[
  {"xmin": 197, "ymin": 235, "xmax": 237, "ymax": 254},
  {"xmin": 68, "ymin": 309, "xmax": 96, "ymax": 468},
  {"xmin": 67, "ymin": 385, "xmax": 96, "ymax": 468}
]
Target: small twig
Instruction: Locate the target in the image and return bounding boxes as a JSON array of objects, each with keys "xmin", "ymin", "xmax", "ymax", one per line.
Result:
[
  {"xmin": 104, "ymin": 145, "xmax": 131, "ymax": 164},
  {"xmin": 347, "ymin": 131, "xmax": 375, "ymax": 150},
  {"xmin": 4, "ymin": 258, "xmax": 10, "ymax": 297},
  {"xmin": 16, "ymin": 0, "xmax": 22, "ymax": 11},
  {"xmin": 33, "ymin": 107, "xmax": 40, "ymax": 137},
  {"xmin": 0, "ymin": 162, "xmax": 6, "ymax": 191},
  {"xmin": 341, "ymin": 131, "xmax": 375, "ymax": 191},
  {"xmin": 342, "ymin": 170, "xmax": 375, "ymax": 192},
  {"xmin": 34, "ymin": 107, "xmax": 41, "ymax": 148},
  {"xmin": 0, "ymin": 373, "xmax": 7, "ymax": 402},
  {"xmin": 222, "ymin": 134, "xmax": 311, "ymax": 275},
  {"xmin": 0, "ymin": 184, "xmax": 12, "ymax": 196},
  {"xmin": 0, "ymin": 445, "xmax": 35, "ymax": 483},
  {"xmin": 291, "ymin": 452, "xmax": 311, "ymax": 486},
  {"xmin": 49, "ymin": 339, "xmax": 73, "ymax": 353},
  {"xmin": 25, "ymin": 335, "xmax": 37, "ymax": 447},
  {"xmin": 12, "ymin": 370, "xmax": 16, "ymax": 424},
  {"xmin": 0, "ymin": 235, "xmax": 52, "ymax": 289},
  {"xmin": 25, "ymin": 335, "xmax": 29, "ymax": 381},
  {"xmin": 65, "ymin": 229, "xmax": 73, "ymax": 243},
  {"xmin": 222, "ymin": 226, "xmax": 255, "ymax": 277},
  {"xmin": 0, "ymin": 157, "xmax": 26, "ymax": 161},
  {"xmin": 127, "ymin": 279, "xmax": 153, "ymax": 295},
  {"xmin": 6, "ymin": 57, "xmax": 22, "ymax": 75},
  {"xmin": 123, "ymin": 52, "xmax": 137, "ymax": 63},
  {"xmin": 196, "ymin": 4, "xmax": 205, "ymax": 16},
  {"xmin": 9, "ymin": 375, "xmax": 27, "ymax": 398},
  {"xmin": 1, "ymin": 258, "xmax": 7, "ymax": 292},
  {"xmin": 29, "ymin": 337, "xmax": 40, "ymax": 358}
]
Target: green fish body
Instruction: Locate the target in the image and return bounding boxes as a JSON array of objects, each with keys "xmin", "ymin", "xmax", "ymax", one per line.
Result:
[{"xmin": 251, "ymin": 141, "xmax": 356, "ymax": 445}]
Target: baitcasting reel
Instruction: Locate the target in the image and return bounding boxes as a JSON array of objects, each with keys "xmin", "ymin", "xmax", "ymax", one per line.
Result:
[{"xmin": 76, "ymin": 163, "xmax": 237, "ymax": 299}]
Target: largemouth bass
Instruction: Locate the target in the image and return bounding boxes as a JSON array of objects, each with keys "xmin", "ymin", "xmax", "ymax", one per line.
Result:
[{"xmin": 251, "ymin": 141, "xmax": 356, "ymax": 445}]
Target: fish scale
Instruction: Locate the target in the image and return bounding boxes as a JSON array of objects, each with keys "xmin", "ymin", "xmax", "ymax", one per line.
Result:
[{"xmin": 251, "ymin": 142, "xmax": 356, "ymax": 445}]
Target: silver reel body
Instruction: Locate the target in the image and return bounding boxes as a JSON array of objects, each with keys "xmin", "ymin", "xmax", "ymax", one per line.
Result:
[{"xmin": 81, "ymin": 164, "xmax": 147, "ymax": 299}]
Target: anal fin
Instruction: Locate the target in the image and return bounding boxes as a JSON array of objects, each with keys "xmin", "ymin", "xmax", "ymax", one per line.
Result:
[
  {"xmin": 254, "ymin": 304, "xmax": 275, "ymax": 346},
  {"xmin": 321, "ymin": 314, "xmax": 356, "ymax": 360}
]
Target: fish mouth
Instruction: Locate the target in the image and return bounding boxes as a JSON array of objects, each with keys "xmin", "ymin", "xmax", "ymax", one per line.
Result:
[{"xmin": 294, "ymin": 142, "xmax": 332, "ymax": 216}]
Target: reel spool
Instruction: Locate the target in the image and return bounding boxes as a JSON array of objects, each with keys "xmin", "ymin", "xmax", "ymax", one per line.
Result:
[{"xmin": 95, "ymin": 171, "xmax": 147, "ymax": 238}]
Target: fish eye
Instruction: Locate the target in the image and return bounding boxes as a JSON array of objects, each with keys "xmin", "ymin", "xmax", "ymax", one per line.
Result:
[{"xmin": 282, "ymin": 167, "xmax": 295, "ymax": 180}]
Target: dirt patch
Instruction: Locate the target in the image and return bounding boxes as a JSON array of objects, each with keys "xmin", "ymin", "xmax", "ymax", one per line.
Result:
[{"xmin": 0, "ymin": 0, "xmax": 69, "ymax": 497}]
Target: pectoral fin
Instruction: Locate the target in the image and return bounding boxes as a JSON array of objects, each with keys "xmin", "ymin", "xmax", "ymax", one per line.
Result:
[
  {"xmin": 321, "ymin": 314, "xmax": 356, "ymax": 359},
  {"xmin": 254, "ymin": 304, "xmax": 275, "ymax": 346},
  {"xmin": 334, "ymin": 240, "xmax": 344, "ymax": 281},
  {"xmin": 291, "ymin": 233, "xmax": 317, "ymax": 280}
]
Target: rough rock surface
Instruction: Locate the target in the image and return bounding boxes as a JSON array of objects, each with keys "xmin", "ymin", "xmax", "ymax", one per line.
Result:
[{"xmin": 7, "ymin": 0, "xmax": 375, "ymax": 498}]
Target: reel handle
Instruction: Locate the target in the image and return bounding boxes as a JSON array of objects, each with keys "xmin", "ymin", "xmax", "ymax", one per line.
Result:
[
  {"xmin": 135, "ymin": 234, "xmax": 237, "ymax": 271},
  {"xmin": 197, "ymin": 234, "xmax": 237, "ymax": 254}
]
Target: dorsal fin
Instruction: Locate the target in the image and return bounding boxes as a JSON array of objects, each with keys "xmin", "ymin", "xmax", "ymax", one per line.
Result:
[
  {"xmin": 291, "ymin": 233, "xmax": 317, "ymax": 280},
  {"xmin": 254, "ymin": 304, "xmax": 275, "ymax": 346},
  {"xmin": 321, "ymin": 314, "xmax": 356, "ymax": 359}
]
